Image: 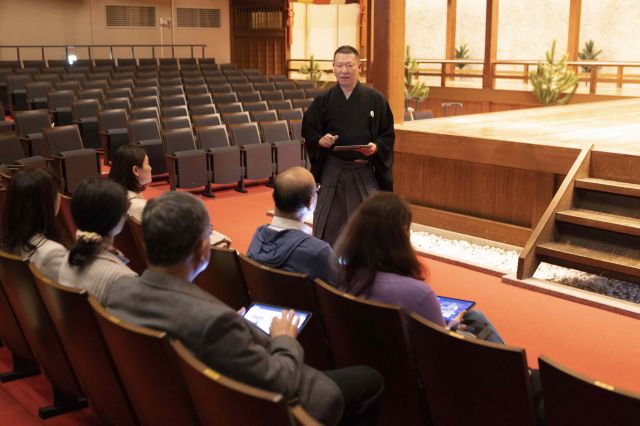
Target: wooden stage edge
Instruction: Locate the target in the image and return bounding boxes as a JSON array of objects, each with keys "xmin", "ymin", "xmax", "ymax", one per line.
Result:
[
  {"xmin": 397, "ymin": 99, "xmax": 640, "ymax": 316},
  {"xmin": 411, "ymin": 225, "xmax": 640, "ymax": 320}
]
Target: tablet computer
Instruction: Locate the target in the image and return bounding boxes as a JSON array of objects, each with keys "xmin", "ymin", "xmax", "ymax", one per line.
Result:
[
  {"xmin": 436, "ymin": 296, "xmax": 476, "ymax": 324},
  {"xmin": 333, "ymin": 144, "xmax": 370, "ymax": 151},
  {"xmin": 243, "ymin": 302, "xmax": 312, "ymax": 334}
]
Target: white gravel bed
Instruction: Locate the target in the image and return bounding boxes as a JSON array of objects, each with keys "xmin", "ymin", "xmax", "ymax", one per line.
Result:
[{"xmin": 410, "ymin": 231, "xmax": 640, "ymax": 304}]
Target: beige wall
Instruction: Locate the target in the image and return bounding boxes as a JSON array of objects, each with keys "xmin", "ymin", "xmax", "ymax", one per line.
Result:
[{"xmin": 0, "ymin": 0, "xmax": 230, "ymax": 63}]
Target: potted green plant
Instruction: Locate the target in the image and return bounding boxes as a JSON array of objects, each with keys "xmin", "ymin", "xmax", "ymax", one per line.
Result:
[
  {"xmin": 578, "ymin": 39, "xmax": 603, "ymax": 73},
  {"xmin": 404, "ymin": 46, "xmax": 430, "ymax": 111},
  {"xmin": 455, "ymin": 43, "xmax": 470, "ymax": 72},
  {"xmin": 530, "ymin": 40, "xmax": 578, "ymax": 106},
  {"xmin": 299, "ymin": 55, "xmax": 323, "ymax": 85}
]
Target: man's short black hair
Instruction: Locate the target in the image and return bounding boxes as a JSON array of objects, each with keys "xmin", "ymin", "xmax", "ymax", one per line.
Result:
[
  {"xmin": 334, "ymin": 45, "xmax": 360, "ymax": 58},
  {"xmin": 142, "ymin": 192, "xmax": 209, "ymax": 266},
  {"xmin": 273, "ymin": 168, "xmax": 315, "ymax": 214}
]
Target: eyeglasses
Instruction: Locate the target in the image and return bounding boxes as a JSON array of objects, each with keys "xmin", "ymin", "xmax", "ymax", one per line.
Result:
[{"xmin": 334, "ymin": 63, "xmax": 357, "ymax": 71}]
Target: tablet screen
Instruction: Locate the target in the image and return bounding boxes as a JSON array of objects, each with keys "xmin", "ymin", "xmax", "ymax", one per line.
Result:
[
  {"xmin": 436, "ymin": 296, "xmax": 476, "ymax": 324},
  {"xmin": 243, "ymin": 303, "xmax": 312, "ymax": 334}
]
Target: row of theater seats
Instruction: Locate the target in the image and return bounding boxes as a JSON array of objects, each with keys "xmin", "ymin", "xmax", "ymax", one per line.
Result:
[
  {"xmin": 0, "ymin": 202, "xmax": 634, "ymax": 426},
  {"xmin": 1, "ymin": 63, "xmax": 318, "ymax": 196},
  {"xmin": 0, "ymin": 242, "xmax": 321, "ymax": 425}
]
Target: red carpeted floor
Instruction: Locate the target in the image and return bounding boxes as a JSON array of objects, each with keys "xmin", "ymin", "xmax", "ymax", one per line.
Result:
[{"xmin": 1, "ymin": 181, "xmax": 639, "ymax": 423}]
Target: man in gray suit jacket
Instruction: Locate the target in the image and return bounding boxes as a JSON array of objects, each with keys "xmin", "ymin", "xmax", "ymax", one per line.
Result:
[{"xmin": 104, "ymin": 191, "xmax": 383, "ymax": 425}]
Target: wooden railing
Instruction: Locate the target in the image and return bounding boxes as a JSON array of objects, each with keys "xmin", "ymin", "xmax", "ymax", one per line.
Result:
[
  {"xmin": 288, "ymin": 57, "xmax": 640, "ymax": 94},
  {"xmin": 0, "ymin": 44, "xmax": 208, "ymax": 62}
]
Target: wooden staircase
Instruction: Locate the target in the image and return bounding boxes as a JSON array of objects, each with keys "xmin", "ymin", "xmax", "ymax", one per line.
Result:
[{"xmin": 518, "ymin": 147, "xmax": 640, "ymax": 284}]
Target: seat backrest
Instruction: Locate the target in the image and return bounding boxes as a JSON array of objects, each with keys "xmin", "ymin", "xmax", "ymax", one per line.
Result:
[
  {"xmin": 254, "ymin": 82, "xmax": 276, "ymax": 91},
  {"xmin": 71, "ymin": 98, "xmax": 100, "ymax": 120},
  {"xmin": 268, "ymin": 99, "xmax": 293, "ymax": 110},
  {"xmin": 0, "ymin": 251, "xmax": 83, "ymax": 398},
  {"xmin": 232, "ymin": 83, "xmax": 255, "ymax": 93},
  {"xmin": 130, "ymin": 106, "xmax": 159, "ymax": 121},
  {"xmin": 187, "ymin": 93, "xmax": 213, "ymax": 106},
  {"xmin": 31, "ymin": 266, "xmax": 137, "ymax": 426},
  {"xmin": 78, "ymin": 88, "xmax": 105, "ymax": 100},
  {"xmin": 43, "ymin": 124, "xmax": 84, "ymax": 153},
  {"xmin": 238, "ymin": 256, "xmax": 333, "ymax": 369},
  {"xmin": 133, "ymin": 96, "xmax": 160, "ymax": 108},
  {"xmin": 0, "ymin": 133, "xmax": 27, "ymax": 164},
  {"xmin": 214, "ymin": 92, "xmax": 239, "ymax": 104},
  {"xmin": 197, "ymin": 125, "xmax": 231, "ymax": 150},
  {"xmin": 292, "ymin": 98, "xmax": 313, "ymax": 110},
  {"xmin": 83, "ymin": 79, "xmax": 109, "ymax": 90},
  {"xmin": 261, "ymin": 120, "xmax": 290, "ymax": 144},
  {"xmin": 26, "ymin": 81, "xmax": 53, "ymax": 99},
  {"xmin": 171, "ymin": 339, "xmax": 298, "ymax": 426},
  {"xmin": 275, "ymin": 81, "xmax": 296, "ymax": 90},
  {"xmin": 218, "ymin": 102, "xmax": 243, "ymax": 113},
  {"xmin": 408, "ymin": 312, "xmax": 536, "ymax": 426},
  {"xmin": 162, "ymin": 116, "xmax": 192, "ymax": 130},
  {"xmin": 305, "ymin": 88, "xmax": 325, "ymax": 99},
  {"xmin": 184, "ymin": 84, "xmax": 208, "ymax": 95},
  {"xmin": 126, "ymin": 216, "xmax": 145, "ymax": 261},
  {"xmin": 278, "ymin": 108, "xmax": 304, "ymax": 121},
  {"xmin": 161, "ymin": 105, "xmax": 189, "ymax": 118},
  {"xmin": 99, "ymin": 109, "xmax": 129, "ymax": 132},
  {"xmin": 539, "ymin": 355, "xmax": 640, "ymax": 426},
  {"xmin": 161, "ymin": 94, "xmax": 187, "ymax": 107},
  {"xmin": 209, "ymin": 83, "xmax": 232, "ymax": 93},
  {"xmin": 163, "ymin": 128, "xmax": 197, "ymax": 153},
  {"xmin": 251, "ymin": 110, "xmax": 278, "ymax": 123},
  {"xmin": 14, "ymin": 109, "xmax": 51, "ymax": 137},
  {"xmin": 55, "ymin": 80, "xmax": 82, "ymax": 92},
  {"xmin": 134, "ymin": 86, "xmax": 159, "ymax": 97},
  {"xmin": 193, "ymin": 113, "xmax": 222, "ymax": 128},
  {"xmin": 105, "ymin": 87, "xmax": 132, "ymax": 99},
  {"xmin": 194, "ymin": 247, "xmax": 250, "ymax": 309},
  {"xmin": 223, "ymin": 111, "xmax": 251, "ymax": 125},
  {"xmin": 103, "ymin": 97, "xmax": 131, "ymax": 111},
  {"xmin": 62, "ymin": 72, "xmax": 87, "ymax": 83},
  {"xmin": 89, "ymin": 297, "xmax": 198, "ymax": 426},
  {"xmin": 289, "ymin": 119, "xmax": 302, "ymax": 141},
  {"xmin": 295, "ymin": 81, "xmax": 316, "ymax": 90},
  {"xmin": 283, "ymin": 89, "xmax": 305, "ymax": 100},
  {"xmin": 261, "ymin": 90, "xmax": 284, "ymax": 101},
  {"xmin": 238, "ymin": 91, "xmax": 262, "ymax": 102},
  {"xmin": 159, "ymin": 85, "xmax": 184, "ymax": 96},
  {"xmin": 7, "ymin": 74, "xmax": 32, "ymax": 92},
  {"xmin": 48, "ymin": 90, "xmax": 76, "ymax": 109},
  {"xmin": 243, "ymin": 101, "xmax": 268, "ymax": 112},
  {"xmin": 229, "ymin": 122, "xmax": 261, "ymax": 146},
  {"xmin": 129, "ymin": 118, "xmax": 161, "ymax": 143},
  {"xmin": 313, "ymin": 279, "xmax": 426, "ymax": 425},
  {"xmin": 190, "ymin": 103, "xmax": 217, "ymax": 116}
]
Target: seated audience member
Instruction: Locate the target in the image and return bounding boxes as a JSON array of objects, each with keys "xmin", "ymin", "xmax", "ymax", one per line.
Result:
[
  {"xmin": 58, "ymin": 178, "xmax": 136, "ymax": 304},
  {"xmin": 108, "ymin": 144, "xmax": 232, "ymax": 247},
  {"xmin": 247, "ymin": 166, "xmax": 333, "ymax": 282},
  {"xmin": 333, "ymin": 192, "xmax": 503, "ymax": 343},
  {"xmin": 104, "ymin": 192, "xmax": 383, "ymax": 426},
  {"xmin": 0, "ymin": 169, "xmax": 67, "ymax": 281}
]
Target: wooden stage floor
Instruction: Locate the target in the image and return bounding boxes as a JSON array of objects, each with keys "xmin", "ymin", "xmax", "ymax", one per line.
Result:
[{"xmin": 396, "ymin": 98, "xmax": 640, "ymax": 155}]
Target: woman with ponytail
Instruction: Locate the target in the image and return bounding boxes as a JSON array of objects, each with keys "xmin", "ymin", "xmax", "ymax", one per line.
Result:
[{"xmin": 58, "ymin": 177, "xmax": 136, "ymax": 303}]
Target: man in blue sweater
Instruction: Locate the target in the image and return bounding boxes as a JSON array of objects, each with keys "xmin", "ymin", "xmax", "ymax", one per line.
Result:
[{"xmin": 247, "ymin": 167, "xmax": 333, "ymax": 283}]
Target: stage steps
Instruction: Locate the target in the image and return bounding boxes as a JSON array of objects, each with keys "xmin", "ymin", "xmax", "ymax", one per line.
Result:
[{"xmin": 518, "ymin": 147, "xmax": 640, "ymax": 284}]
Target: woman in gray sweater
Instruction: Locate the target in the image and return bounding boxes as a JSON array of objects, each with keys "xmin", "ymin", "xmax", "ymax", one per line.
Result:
[{"xmin": 58, "ymin": 177, "xmax": 136, "ymax": 303}]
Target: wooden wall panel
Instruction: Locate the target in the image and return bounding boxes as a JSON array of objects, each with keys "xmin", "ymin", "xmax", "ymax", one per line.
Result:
[{"xmin": 394, "ymin": 153, "xmax": 557, "ymax": 228}]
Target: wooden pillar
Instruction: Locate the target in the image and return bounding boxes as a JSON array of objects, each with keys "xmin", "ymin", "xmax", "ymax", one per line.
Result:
[
  {"xmin": 482, "ymin": 0, "xmax": 499, "ymax": 89},
  {"xmin": 369, "ymin": 0, "xmax": 405, "ymax": 123},
  {"xmin": 567, "ymin": 0, "xmax": 582, "ymax": 61},
  {"xmin": 445, "ymin": 0, "xmax": 458, "ymax": 78}
]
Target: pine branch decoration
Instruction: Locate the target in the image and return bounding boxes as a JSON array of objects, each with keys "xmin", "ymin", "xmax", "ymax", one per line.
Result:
[{"xmin": 530, "ymin": 40, "xmax": 578, "ymax": 106}]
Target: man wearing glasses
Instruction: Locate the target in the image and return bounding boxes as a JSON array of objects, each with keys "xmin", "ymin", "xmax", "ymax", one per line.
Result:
[{"xmin": 302, "ymin": 45, "xmax": 394, "ymax": 246}]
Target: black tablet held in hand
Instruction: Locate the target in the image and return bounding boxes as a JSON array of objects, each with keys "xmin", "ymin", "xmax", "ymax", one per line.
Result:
[
  {"xmin": 436, "ymin": 296, "xmax": 476, "ymax": 324},
  {"xmin": 243, "ymin": 302, "xmax": 312, "ymax": 334}
]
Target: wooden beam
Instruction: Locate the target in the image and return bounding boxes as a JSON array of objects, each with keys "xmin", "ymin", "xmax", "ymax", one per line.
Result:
[
  {"xmin": 445, "ymin": 0, "xmax": 458, "ymax": 78},
  {"xmin": 482, "ymin": 0, "xmax": 499, "ymax": 89},
  {"xmin": 567, "ymin": 0, "xmax": 582, "ymax": 61},
  {"xmin": 370, "ymin": 0, "xmax": 405, "ymax": 123},
  {"xmin": 366, "ymin": 0, "xmax": 374, "ymax": 84}
]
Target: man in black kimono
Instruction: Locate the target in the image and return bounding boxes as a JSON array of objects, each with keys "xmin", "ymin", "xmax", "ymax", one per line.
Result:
[{"xmin": 302, "ymin": 45, "xmax": 394, "ymax": 246}]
